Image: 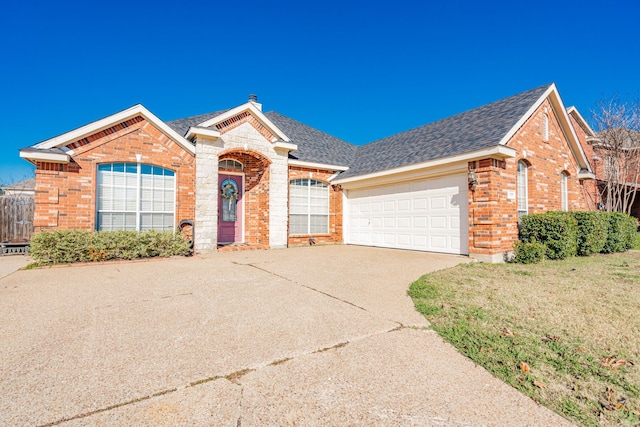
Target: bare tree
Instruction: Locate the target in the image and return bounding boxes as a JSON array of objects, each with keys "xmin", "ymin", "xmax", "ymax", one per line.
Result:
[{"xmin": 589, "ymin": 95, "xmax": 640, "ymax": 214}]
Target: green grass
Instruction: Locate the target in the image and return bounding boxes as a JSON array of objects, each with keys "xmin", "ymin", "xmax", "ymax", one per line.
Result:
[{"xmin": 409, "ymin": 251, "xmax": 640, "ymax": 427}]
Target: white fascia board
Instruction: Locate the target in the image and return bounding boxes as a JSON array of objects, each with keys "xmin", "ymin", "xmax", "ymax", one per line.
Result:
[
  {"xmin": 33, "ymin": 104, "xmax": 195, "ymax": 155},
  {"xmin": 273, "ymin": 141, "xmax": 298, "ymax": 151},
  {"xmin": 288, "ymin": 159, "xmax": 349, "ymax": 171},
  {"xmin": 567, "ymin": 106, "xmax": 596, "ymax": 136},
  {"xmin": 197, "ymin": 102, "xmax": 291, "ymax": 143},
  {"xmin": 578, "ymin": 170, "xmax": 596, "ymax": 180},
  {"xmin": 333, "ymin": 145, "xmax": 516, "ymax": 186},
  {"xmin": 185, "ymin": 127, "xmax": 221, "ymax": 140},
  {"xmin": 20, "ymin": 150, "xmax": 70, "ymax": 163}
]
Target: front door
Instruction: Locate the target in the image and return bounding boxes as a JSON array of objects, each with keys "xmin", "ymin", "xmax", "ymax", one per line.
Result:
[{"xmin": 218, "ymin": 175, "xmax": 243, "ymax": 243}]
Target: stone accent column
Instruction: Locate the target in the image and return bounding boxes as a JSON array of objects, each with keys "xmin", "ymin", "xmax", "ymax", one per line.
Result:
[
  {"xmin": 269, "ymin": 149, "xmax": 289, "ymax": 248},
  {"xmin": 194, "ymin": 138, "xmax": 221, "ymax": 252}
]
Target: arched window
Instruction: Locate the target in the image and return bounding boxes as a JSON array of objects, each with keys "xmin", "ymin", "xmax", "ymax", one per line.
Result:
[
  {"xmin": 219, "ymin": 159, "xmax": 243, "ymax": 171},
  {"xmin": 517, "ymin": 161, "xmax": 528, "ymax": 218},
  {"xmin": 542, "ymin": 114, "xmax": 549, "ymax": 142},
  {"xmin": 97, "ymin": 163, "xmax": 175, "ymax": 231},
  {"xmin": 289, "ymin": 179, "xmax": 329, "ymax": 235},
  {"xmin": 561, "ymin": 171, "xmax": 569, "ymax": 211}
]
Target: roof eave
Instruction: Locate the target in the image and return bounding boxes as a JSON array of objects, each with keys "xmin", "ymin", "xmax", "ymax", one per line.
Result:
[
  {"xmin": 333, "ymin": 145, "xmax": 516, "ymax": 185},
  {"xmin": 19, "ymin": 149, "xmax": 70, "ymax": 164}
]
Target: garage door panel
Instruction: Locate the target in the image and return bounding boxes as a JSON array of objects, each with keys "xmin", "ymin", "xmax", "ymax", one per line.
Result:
[{"xmin": 346, "ymin": 173, "xmax": 468, "ymax": 255}]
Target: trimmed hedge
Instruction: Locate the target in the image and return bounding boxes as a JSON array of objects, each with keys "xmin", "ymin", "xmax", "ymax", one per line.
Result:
[
  {"xmin": 515, "ymin": 211, "xmax": 638, "ymax": 263},
  {"xmin": 519, "ymin": 212, "xmax": 578, "ymax": 260},
  {"xmin": 513, "ymin": 241, "xmax": 546, "ymax": 264},
  {"xmin": 30, "ymin": 229, "xmax": 192, "ymax": 265},
  {"xmin": 573, "ymin": 211, "xmax": 608, "ymax": 256},
  {"xmin": 602, "ymin": 212, "xmax": 639, "ymax": 253}
]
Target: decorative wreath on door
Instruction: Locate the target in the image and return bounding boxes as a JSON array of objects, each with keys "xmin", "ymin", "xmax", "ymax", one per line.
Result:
[{"xmin": 221, "ymin": 180, "xmax": 239, "ymax": 200}]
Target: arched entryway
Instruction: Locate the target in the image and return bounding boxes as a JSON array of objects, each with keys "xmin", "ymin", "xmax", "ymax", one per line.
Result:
[{"xmin": 217, "ymin": 149, "xmax": 271, "ymax": 247}]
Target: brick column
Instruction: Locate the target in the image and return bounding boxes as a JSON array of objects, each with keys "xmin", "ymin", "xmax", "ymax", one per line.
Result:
[
  {"xmin": 468, "ymin": 159, "xmax": 518, "ymax": 262},
  {"xmin": 194, "ymin": 138, "xmax": 220, "ymax": 252}
]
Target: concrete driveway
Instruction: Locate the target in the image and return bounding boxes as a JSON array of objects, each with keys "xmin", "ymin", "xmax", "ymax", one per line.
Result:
[{"xmin": 0, "ymin": 246, "xmax": 571, "ymax": 426}]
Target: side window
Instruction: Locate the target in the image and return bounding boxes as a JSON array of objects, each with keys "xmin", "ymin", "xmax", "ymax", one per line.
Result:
[
  {"xmin": 517, "ymin": 161, "xmax": 528, "ymax": 218},
  {"xmin": 561, "ymin": 171, "xmax": 569, "ymax": 211}
]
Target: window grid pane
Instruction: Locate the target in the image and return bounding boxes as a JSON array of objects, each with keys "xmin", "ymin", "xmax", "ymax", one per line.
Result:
[
  {"xmin": 289, "ymin": 179, "xmax": 329, "ymax": 235},
  {"xmin": 97, "ymin": 163, "xmax": 175, "ymax": 232}
]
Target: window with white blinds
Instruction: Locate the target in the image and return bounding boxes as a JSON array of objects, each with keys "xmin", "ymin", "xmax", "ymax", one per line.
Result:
[
  {"xmin": 561, "ymin": 171, "xmax": 568, "ymax": 211},
  {"xmin": 517, "ymin": 161, "xmax": 528, "ymax": 218},
  {"xmin": 289, "ymin": 179, "xmax": 329, "ymax": 235},
  {"xmin": 97, "ymin": 163, "xmax": 175, "ymax": 231}
]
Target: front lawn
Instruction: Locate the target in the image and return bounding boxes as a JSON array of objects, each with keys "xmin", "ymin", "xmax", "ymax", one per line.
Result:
[{"xmin": 409, "ymin": 251, "xmax": 640, "ymax": 427}]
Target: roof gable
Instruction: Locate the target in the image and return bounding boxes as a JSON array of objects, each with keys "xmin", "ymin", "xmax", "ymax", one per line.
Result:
[{"xmin": 22, "ymin": 105, "xmax": 195, "ymax": 163}]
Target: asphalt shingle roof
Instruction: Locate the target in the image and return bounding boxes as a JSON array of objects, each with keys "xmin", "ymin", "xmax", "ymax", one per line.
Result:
[
  {"xmin": 264, "ymin": 111, "xmax": 356, "ymax": 167},
  {"xmin": 165, "ymin": 109, "xmax": 230, "ymax": 136},
  {"xmin": 338, "ymin": 84, "xmax": 551, "ymax": 178},
  {"xmin": 163, "ymin": 84, "xmax": 551, "ymax": 178},
  {"xmin": 166, "ymin": 109, "xmax": 357, "ymax": 168}
]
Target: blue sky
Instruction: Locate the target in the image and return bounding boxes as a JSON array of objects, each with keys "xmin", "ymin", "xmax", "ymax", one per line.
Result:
[{"xmin": 1, "ymin": 0, "xmax": 638, "ymax": 184}]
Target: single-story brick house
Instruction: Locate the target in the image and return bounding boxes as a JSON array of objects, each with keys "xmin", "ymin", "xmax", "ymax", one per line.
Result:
[{"xmin": 20, "ymin": 83, "xmax": 595, "ymax": 262}]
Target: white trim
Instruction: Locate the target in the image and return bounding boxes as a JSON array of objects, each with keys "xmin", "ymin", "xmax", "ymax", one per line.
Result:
[
  {"xmin": 32, "ymin": 104, "xmax": 196, "ymax": 155},
  {"xmin": 273, "ymin": 141, "xmax": 298, "ymax": 151},
  {"xmin": 288, "ymin": 159, "xmax": 350, "ymax": 171},
  {"xmin": 197, "ymin": 102, "xmax": 292, "ymax": 143},
  {"xmin": 19, "ymin": 150, "xmax": 70, "ymax": 163},
  {"xmin": 567, "ymin": 106, "xmax": 596, "ymax": 136},
  {"xmin": 185, "ymin": 126, "xmax": 221, "ymax": 140},
  {"xmin": 333, "ymin": 145, "xmax": 516, "ymax": 186},
  {"xmin": 578, "ymin": 170, "xmax": 596, "ymax": 180}
]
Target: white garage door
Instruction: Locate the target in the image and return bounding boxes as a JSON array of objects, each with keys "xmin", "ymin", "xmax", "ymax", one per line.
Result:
[{"xmin": 346, "ymin": 174, "xmax": 468, "ymax": 254}]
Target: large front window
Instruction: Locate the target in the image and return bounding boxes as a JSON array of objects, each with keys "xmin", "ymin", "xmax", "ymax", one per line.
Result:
[
  {"xmin": 289, "ymin": 179, "xmax": 329, "ymax": 235},
  {"xmin": 97, "ymin": 163, "xmax": 175, "ymax": 231}
]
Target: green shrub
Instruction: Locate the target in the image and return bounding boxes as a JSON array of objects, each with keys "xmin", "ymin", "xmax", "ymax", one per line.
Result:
[
  {"xmin": 633, "ymin": 233, "xmax": 640, "ymax": 250},
  {"xmin": 601, "ymin": 212, "xmax": 638, "ymax": 253},
  {"xmin": 572, "ymin": 211, "xmax": 608, "ymax": 256},
  {"xmin": 30, "ymin": 229, "xmax": 191, "ymax": 265},
  {"xmin": 519, "ymin": 212, "xmax": 578, "ymax": 260},
  {"xmin": 513, "ymin": 241, "xmax": 546, "ymax": 264}
]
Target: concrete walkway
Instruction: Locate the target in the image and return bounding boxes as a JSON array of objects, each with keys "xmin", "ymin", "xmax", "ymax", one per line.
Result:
[
  {"xmin": 0, "ymin": 254, "xmax": 31, "ymax": 280},
  {"xmin": 0, "ymin": 246, "xmax": 572, "ymax": 426}
]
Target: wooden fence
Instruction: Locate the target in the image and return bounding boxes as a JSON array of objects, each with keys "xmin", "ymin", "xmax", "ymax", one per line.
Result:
[{"xmin": 0, "ymin": 195, "xmax": 34, "ymax": 242}]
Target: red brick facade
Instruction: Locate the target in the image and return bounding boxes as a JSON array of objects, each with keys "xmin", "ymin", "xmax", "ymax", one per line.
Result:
[
  {"xmin": 468, "ymin": 100, "xmax": 592, "ymax": 258},
  {"xmin": 287, "ymin": 166, "xmax": 343, "ymax": 246},
  {"xmin": 33, "ymin": 117, "xmax": 196, "ymax": 231}
]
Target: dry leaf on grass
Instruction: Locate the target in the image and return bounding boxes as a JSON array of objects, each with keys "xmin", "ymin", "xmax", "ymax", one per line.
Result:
[
  {"xmin": 519, "ymin": 361, "xmax": 530, "ymax": 373},
  {"xmin": 500, "ymin": 327, "xmax": 515, "ymax": 338},
  {"xmin": 533, "ymin": 380, "xmax": 546, "ymax": 388}
]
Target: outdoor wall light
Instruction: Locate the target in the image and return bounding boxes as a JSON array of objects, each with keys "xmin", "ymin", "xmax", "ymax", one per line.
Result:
[{"xmin": 468, "ymin": 170, "xmax": 478, "ymax": 191}]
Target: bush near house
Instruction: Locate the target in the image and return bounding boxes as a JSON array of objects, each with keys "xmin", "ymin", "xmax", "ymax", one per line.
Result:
[
  {"xmin": 515, "ymin": 211, "xmax": 638, "ymax": 263},
  {"xmin": 519, "ymin": 212, "xmax": 578, "ymax": 260},
  {"xmin": 30, "ymin": 229, "xmax": 191, "ymax": 265},
  {"xmin": 573, "ymin": 211, "xmax": 609, "ymax": 256},
  {"xmin": 602, "ymin": 212, "xmax": 638, "ymax": 254}
]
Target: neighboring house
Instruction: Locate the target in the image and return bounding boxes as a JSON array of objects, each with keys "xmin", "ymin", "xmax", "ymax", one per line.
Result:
[
  {"xmin": 20, "ymin": 83, "xmax": 595, "ymax": 262},
  {"xmin": 1, "ymin": 178, "xmax": 36, "ymax": 197},
  {"xmin": 568, "ymin": 107, "xmax": 640, "ymax": 220}
]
